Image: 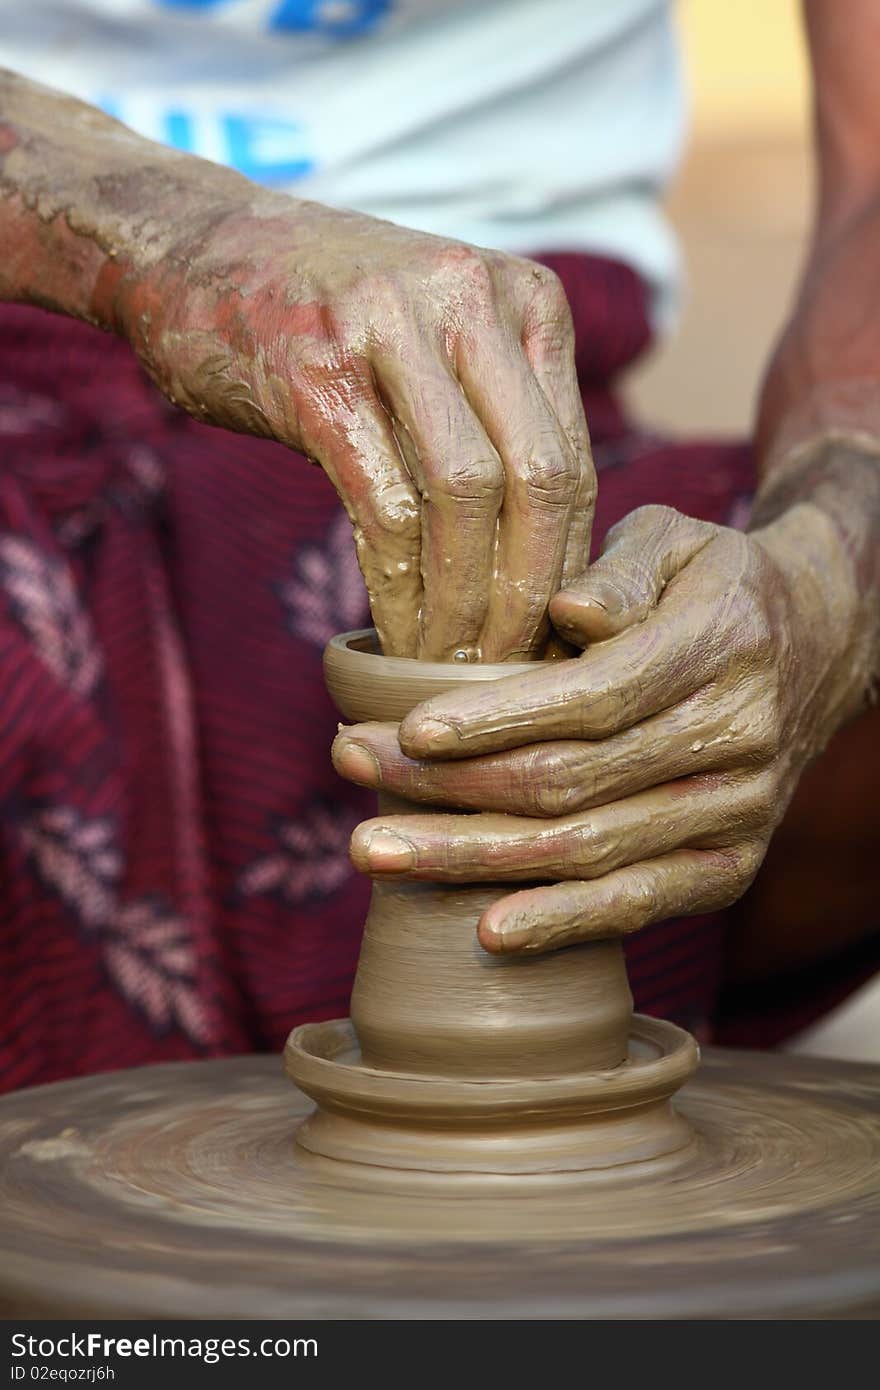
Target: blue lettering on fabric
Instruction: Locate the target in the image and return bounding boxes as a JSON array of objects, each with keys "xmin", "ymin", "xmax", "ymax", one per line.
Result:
[
  {"xmin": 98, "ymin": 99, "xmax": 314, "ymax": 184},
  {"xmin": 165, "ymin": 110, "xmax": 193, "ymax": 150},
  {"xmin": 223, "ymin": 112, "xmax": 314, "ymax": 181},
  {"xmin": 153, "ymin": 0, "xmax": 393, "ymax": 38},
  {"xmin": 269, "ymin": 1, "xmax": 391, "ymax": 36}
]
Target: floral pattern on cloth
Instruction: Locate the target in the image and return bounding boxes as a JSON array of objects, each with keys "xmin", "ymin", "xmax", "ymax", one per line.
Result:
[
  {"xmin": 237, "ymin": 800, "xmax": 359, "ymax": 905},
  {"xmin": 0, "ymin": 383, "xmax": 68, "ymax": 437},
  {"xmin": 276, "ymin": 509, "xmax": 369, "ymax": 648},
  {"xmin": 20, "ymin": 806, "xmax": 212, "ymax": 1043},
  {"xmin": 0, "ymin": 537, "xmax": 103, "ymax": 696},
  {"xmin": 0, "ymin": 299, "xmax": 378, "ymax": 1091}
]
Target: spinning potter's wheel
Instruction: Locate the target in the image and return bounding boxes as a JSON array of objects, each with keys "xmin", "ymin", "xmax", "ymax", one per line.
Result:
[
  {"xmin": 1, "ymin": 633, "xmax": 879, "ymax": 1319},
  {"xmin": 1, "ymin": 1051, "xmax": 880, "ymax": 1318}
]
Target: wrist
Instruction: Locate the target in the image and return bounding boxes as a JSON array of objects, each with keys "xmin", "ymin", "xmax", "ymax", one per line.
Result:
[
  {"xmin": 752, "ymin": 492, "xmax": 878, "ymax": 745},
  {"xmin": 813, "ymin": 168, "xmax": 880, "ymax": 258},
  {"xmin": 758, "ymin": 382, "xmax": 880, "ymax": 475},
  {"xmin": 92, "ymin": 173, "xmax": 266, "ymax": 340}
]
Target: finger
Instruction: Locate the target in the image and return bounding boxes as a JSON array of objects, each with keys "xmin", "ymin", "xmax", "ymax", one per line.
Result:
[
  {"xmin": 517, "ymin": 264, "xmax": 596, "ymax": 587},
  {"xmin": 334, "ymin": 723, "xmax": 600, "ymax": 816},
  {"xmin": 297, "ymin": 359, "xmax": 422, "ymax": 656},
  {"xmin": 398, "ymin": 568, "xmax": 729, "ymax": 759},
  {"xmin": 348, "ymin": 772, "xmax": 764, "ymax": 881},
  {"xmin": 373, "ymin": 345, "xmax": 503, "ymax": 662},
  {"xmin": 550, "ymin": 504, "xmax": 714, "ymax": 646},
  {"xmin": 334, "ymin": 683, "xmax": 764, "ymax": 815},
  {"xmin": 455, "ymin": 328, "xmax": 580, "ymax": 660},
  {"xmin": 477, "ymin": 845, "xmax": 762, "ymax": 954}
]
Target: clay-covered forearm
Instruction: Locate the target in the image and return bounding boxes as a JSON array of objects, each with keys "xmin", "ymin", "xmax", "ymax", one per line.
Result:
[
  {"xmin": 0, "ymin": 67, "xmax": 262, "ymax": 329},
  {"xmin": 1, "ymin": 70, "xmax": 596, "ymax": 664},
  {"xmin": 750, "ymin": 441, "xmax": 880, "ymax": 731}
]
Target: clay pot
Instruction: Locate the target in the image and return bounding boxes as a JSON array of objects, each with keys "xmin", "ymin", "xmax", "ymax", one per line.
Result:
[{"xmin": 324, "ymin": 631, "xmax": 633, "ymax": 1081}]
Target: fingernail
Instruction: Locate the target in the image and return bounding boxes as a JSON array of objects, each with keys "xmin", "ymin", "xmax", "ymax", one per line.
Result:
[
  {"xmin": 406, "ymin": 716, "xmax": 458, "ymax": 755},
  {"xmin": 480, "ymin": 912, "xmax": 531, "ymax": 953},
  {"xmin": 334, "ymin": 739, "xmax": 382, "ymax": 786},
  {"xmin": 569, "ymin": 580, "xmax": 626, "ymax": 618},
  {"xmin": 491, "ymin": 930, "xmax": 533, "ymax": 954},
  {"xmin": 363, "ymin": 829, "xmax": 415, "ymax": 872},
  {"xmin": 592, "ymin": 580, "xmax": 627, "ymax": 615}
]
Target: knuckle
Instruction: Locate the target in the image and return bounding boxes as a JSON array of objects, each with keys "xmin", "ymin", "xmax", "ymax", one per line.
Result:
[
  {"xmin": 436, "ymin": 457, "xmax": 504, "ymax": 506},
  {"xmin": 745, "ymin": 690, "xmax": 785, "ymax": 760},
  {"xmin": 631, "ymin": 876, "xmax": 661, "ymax": 928},
  {"xmin": 533, "ymin": 781, "xmax": 576, "ymax": 818},
  {"xmin": 575, "ymin": 455, "xmax": 598, "ymax": 502},
  {"xmin": 520, "ymin": 270, "xmax": 576, "ymax": 356},
  {"xmin": 582, "ymin": 683, "xmax": 629, "ymax": 739},
  {"xmin": 523, "ymin": 263, "xmax": 569, "ymax": 312},
  {"xmin": 606, "ymin": 504, "xmax": 681, "ymax": 544},
  {"xmin": 706, "ymin": 842, "xmax": 765, "ymax": 904},
  {"xmin": 730, "ymin": 841, "xmax": 766, "ymax": 891},
  {"xmin": 354, "ymin": 271, "xmax": 404, "ymax": 318},
  {"xmin": 745, "ymin": 604, "xmax": 776, "ymax": 662},
  {"xmin": 432, "ymin": 244, "xmax": 495, "ymax": 299},
  {"xmin": 568, "ymin": 821, "xmax": 609, "ymax": 873},
  {"xmin": 520, "ymin": 450, "xmax": 581, "ymax": 505},
  {"xmin": 370, "ymin": 482, "xmax": 420, "ymax": 543},
  {"xmin": 741, "ymin": 723, "xmax": 774, "ymax": 764},
  {"xmin": 526, "ymin": 747, "xmax": 580, "ymax": 817},
  {"xmin": 743, "ymin": 769, "xmax": 781, "ymax": 825},
  {"xmin": 756, "ymin": 695, "xmax": 784, "ymax": 761}
]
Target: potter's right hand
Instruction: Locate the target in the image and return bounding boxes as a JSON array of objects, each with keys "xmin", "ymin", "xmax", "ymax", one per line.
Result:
[
  {"xmin": 332, "ymin": 499, "xmax": 872, "ymax": 953},
  {"xmin": 1, "ymin": 72, "xmax": 593, "ymax": 659},
  {"xmin": 108, "ymin": 195, "xmax": 594, "ymax": 661}
]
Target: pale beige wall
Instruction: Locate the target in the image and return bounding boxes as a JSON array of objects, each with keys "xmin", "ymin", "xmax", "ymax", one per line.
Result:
[
  {"xmin": 680, "ymin": 0, "xmax": 808, "ymax": 136},
  {"xmin": 626, "ymin": 0, "xmax": 814, "ymax": 436}
]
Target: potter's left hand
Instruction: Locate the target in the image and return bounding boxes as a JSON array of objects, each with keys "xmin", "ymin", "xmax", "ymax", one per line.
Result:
[{"xmin": 333, "ymin": 501, "xmax": 870, "ymax": 953}]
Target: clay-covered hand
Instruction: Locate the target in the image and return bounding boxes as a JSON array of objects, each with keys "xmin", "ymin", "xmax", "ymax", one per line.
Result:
[
  {"xmin": 108, "ymin": 196, "xmax": 593, "ymax": 662},
  {"xmin": 332, "ymin": 502, "xmax": 868, "ymax": 953}
]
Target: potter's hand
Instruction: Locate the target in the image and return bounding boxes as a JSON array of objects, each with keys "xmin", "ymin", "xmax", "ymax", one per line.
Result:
[
  {"xmin": 0, "ymin": 71, "xmax": 593, "ymax": 661},
  {"xmin": 113, "ymin": 198, "xmax": 593, "ymax": 662},
  {"xmin": 333, "ymin": 502, "xmax": 870, "ymax": 952}
]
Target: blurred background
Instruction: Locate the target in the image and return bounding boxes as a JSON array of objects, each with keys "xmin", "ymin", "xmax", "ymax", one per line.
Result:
[
  {"xmin": 629, "ymin": 0, "xmax": 809, "ymax": 434},
  {"xmin": 635, "ymin": 0, "xmax": 879, "ymax": 1061}
]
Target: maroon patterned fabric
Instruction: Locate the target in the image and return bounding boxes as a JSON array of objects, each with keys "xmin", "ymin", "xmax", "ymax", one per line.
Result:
[{"xmin": 0, "ymin": 253, "xmax": 759, "ymax": 1093}]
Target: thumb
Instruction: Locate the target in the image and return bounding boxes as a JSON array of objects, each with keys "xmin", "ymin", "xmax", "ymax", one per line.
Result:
[{"xmin": 549, "ymin": 504, "xmax": 714, "ymax": 646}]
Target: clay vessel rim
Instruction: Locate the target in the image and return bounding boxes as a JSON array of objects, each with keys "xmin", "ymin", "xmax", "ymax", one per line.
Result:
[
  {"xmin": 325, "ymin": 629, "xmax": 550, "ymax": 680},
  {"xmin": 285, "ymin": 1015, "xmax": 699, "ymax": 1119}
]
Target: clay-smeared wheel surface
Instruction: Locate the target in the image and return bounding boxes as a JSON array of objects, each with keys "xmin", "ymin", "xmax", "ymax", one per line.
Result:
[{"xmin": 1, "ymin": 1051, "xmax": 879, "ymax": 1319}]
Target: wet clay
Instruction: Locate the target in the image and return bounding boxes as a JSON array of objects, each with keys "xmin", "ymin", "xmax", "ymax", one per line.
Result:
[
  {"xmin": 319, "ymin": 633, "xmax": 632, "ymax": 1080},
  {"xmin": 284, "ymin": 629, "xmax": 694, "ymax": 1173},
  {"xmin": 346, "ymin": 882, "xmax": 630, "ymax": 1078},
  {"xmin": 286, "ymin": 1016, "xmax": 696, "ymax": 1174},
  {"xmin": 322, "ymin": 632, "xmax": 632, "ymax": 1079},
  {"xmin": 1, "ymin": 1051, "xmax": 879, "ymax": 1318}
]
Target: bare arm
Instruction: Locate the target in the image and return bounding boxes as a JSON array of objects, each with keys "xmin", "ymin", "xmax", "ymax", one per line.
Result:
[{"xmin": 754, "ymin": 0, "xmax": 880, "ymax": 616}]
